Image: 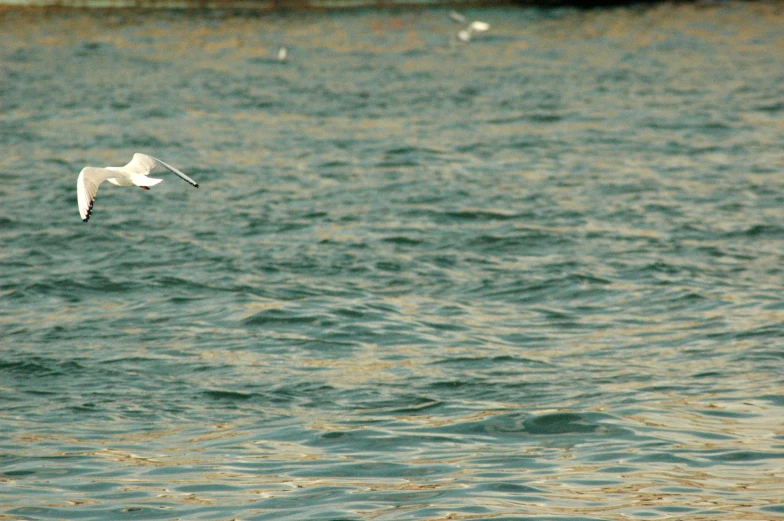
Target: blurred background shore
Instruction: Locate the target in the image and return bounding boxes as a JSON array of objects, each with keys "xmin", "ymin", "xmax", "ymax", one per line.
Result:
[{"xmin": 0, "ymin": 0, "xmax": 755, "ymax": 11}]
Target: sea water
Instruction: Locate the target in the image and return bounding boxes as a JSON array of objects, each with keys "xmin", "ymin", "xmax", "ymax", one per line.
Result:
[{"xmin": 1, "ymin": 4, "xmax": 783, "ymax": 520}]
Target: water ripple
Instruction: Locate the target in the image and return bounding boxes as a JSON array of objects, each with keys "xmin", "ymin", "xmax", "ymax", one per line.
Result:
[{"xmin": 2, "ymin": 4, "xmax": 784, "ymax": 520}]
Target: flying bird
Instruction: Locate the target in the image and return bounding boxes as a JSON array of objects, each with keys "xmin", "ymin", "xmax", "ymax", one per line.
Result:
[
  {"xmin": 77, "ymin": 153, "xmax": 199, "ymax": 222},
  {"xmin": 449, "ymin": 11, "xmax": 490, "ymax": 43}
]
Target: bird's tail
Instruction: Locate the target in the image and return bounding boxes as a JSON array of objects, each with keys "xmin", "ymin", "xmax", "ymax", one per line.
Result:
[{"xmin": 130, "ymin": 174, "xmax": 163, "ymax": 188}]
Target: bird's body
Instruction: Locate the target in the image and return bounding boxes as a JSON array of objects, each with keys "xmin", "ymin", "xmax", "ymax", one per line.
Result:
[
  {"xmin": 458, "ymin": 21, "xmax": 490, "ymax": 42},
  {"xmin": 77, "ymin": 153, "xmax": 198, "ymax": 222}
]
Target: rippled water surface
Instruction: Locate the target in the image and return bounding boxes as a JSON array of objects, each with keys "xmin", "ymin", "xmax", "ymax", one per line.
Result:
[{"xmin": 2, "ymin": 3, "xmax": 783, "ymax": 520}]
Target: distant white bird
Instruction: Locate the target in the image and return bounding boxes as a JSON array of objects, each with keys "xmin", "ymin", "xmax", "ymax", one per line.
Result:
[
  {"xmin": 77, "ymin": 153, "xmax": 198, "ymax": 222},
  {"xmin": 449, "ymin": 11, "xmax": 490, "ymax": 43},
  {"xmin": 277, "ymin": 46, "xmax": 288, "ymax": 62}
]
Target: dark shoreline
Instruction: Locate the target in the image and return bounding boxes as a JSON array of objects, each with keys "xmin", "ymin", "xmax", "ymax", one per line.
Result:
[{"xmin": 0, "ymin": 0, "xmax": 755, "ymax": 11}]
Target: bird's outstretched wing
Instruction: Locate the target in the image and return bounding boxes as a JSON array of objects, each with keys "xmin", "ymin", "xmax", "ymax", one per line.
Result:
[
  {"xmin": 123, "ymin": 153, "xmax": 158, "ymax": 175},
  {"xmin": 77, "ymin": 167, "xmax": 116, "ymax": 222},
  {"xmin": 144, "ymin": 154, "xmax": 199, "ymax": 188},
  {"xmin": 122, "ymin": 153, "xmax": 198, "ymax": 187},
  {"xmin": 449, "ymin": 10, "xmax": 467, "ymax": 23}
]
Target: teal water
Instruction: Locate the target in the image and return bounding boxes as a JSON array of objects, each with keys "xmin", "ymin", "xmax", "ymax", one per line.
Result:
[{"xmin": 1, "ymin": 4, "xmax": 783, "ymax": 520}]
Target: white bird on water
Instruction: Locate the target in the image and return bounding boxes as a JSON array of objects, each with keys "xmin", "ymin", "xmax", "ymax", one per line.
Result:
[{"xmin": 77, "ymin": 153, "xmax": 198, "ymax": 222}]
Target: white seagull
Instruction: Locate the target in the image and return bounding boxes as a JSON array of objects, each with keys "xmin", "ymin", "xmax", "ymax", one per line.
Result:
[
  {"xmin": 449, "ymin": 11, "xmax": 490, "ymax": 43},
  {"xmin": 77, "ymin": 153, "xmax": 199, "ymax": 222}
]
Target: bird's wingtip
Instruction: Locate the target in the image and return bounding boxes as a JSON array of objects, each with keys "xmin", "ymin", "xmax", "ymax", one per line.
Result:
[{"xmin": 81, "ymin": 202, "xmax": 93, "ymax": 222}]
